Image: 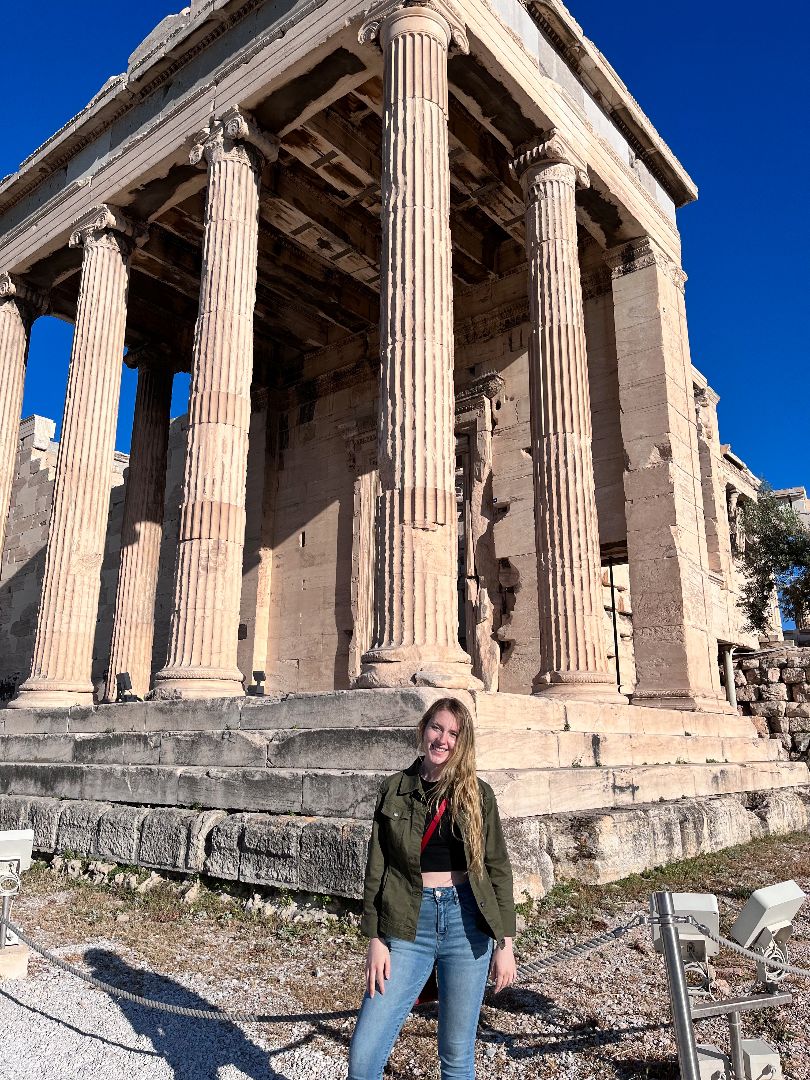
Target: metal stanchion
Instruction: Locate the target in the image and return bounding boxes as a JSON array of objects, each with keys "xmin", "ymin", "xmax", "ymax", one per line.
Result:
[
  {"xmin": 0, "ymin": 895, "xmax": 10, "ymax": 950},
  {"xmin": 653, "ymin": 891, "xmax": 701, "ymax": 1080},
  {"xmin": 727, "ymin": 1011, "xmax": 745, "ymax": 1080}
]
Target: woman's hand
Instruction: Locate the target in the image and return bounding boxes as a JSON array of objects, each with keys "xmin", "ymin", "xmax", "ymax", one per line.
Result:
[
  {"xmin": 366, "ymin": 937, "xmax": 391, "ymax": 998},
  {"xmin": 489, "ymin": 937, "xmax": 516, "ymax": 994}
]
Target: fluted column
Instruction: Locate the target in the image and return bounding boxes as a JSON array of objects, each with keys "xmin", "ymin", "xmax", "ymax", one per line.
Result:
[
  {"xmin": 0, "ymin": 274, "xmax": 46, "ymax": 561},
  {"xmin": 155, "ymin": 109, "xmax": 277, "ymax": 698},
  {"xmin": 355, "ymin": 0, "xmax": 478, "ymax": 690},
  {"xmin": 104, "ymin": 349, "xmax": 173, "ymax": 702},
  {"xmin": 11, "ymin": 206, "xmax": 137, "ymax": 709},
  {"xmin": 512, "ymin": 133, "xmax": 624, "ymax": 701}
]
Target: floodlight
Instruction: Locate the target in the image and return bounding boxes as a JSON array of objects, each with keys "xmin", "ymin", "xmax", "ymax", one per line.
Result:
[
  {"xmin": 115, "ymin": 672, "xmax": 141, "ymax": 703},
  {"xmin": 0, "ymin": 829, "xmax": 33, "ymax": 874},
  {"xmin": 652, "ymin": 893, "xmax": 720, "ymax": 960},
  {"xmin": 741, "ymin": 1038, "xmax": 783, "ymax": 1080},
  {"xmin": 250, "ymin": 670, "xmax": 266, "ymax": 696},
  {"xmin": 730, "ymin": 881, "xmax": 806, "ymax": 987},
  {"xmin": 0, "ymin": 828, "xmax": 34, "ymax": 951},
  {"xmin": 697, "ymin": 1044, "xmax": 731, "ymax": 1080},
  {"xmin": 651, "ymin": 892, "xmax": 720, "ymax": 996}
]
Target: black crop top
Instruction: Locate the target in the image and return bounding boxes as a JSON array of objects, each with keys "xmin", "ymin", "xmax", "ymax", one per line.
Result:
[{"xmin": 420, "ymin": 778, "xmax": 468, "ymax": 873}]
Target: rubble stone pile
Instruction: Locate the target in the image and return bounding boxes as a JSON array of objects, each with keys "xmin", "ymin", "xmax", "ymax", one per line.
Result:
[{"xmin": 733, "ymin": 648, "xmax": 810, "ymax": 763}]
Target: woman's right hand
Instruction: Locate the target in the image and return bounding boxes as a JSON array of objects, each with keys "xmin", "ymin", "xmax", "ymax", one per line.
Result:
[{"xmin": 365, "ymin": 937, "xmax": 391, "ymax": 998}]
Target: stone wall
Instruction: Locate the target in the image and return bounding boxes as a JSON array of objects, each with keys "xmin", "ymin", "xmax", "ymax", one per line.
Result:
[{"xmin": 733, "ymin": 647, "xmax": 810, "ymax": 762}]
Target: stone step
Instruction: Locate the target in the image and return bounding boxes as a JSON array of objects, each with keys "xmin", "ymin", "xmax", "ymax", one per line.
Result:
[
  {"xmin": 489, "ymin": 762, "xmax": 810, "ymax": 817},
  {"xmin": 0, "ymin": 726, "xmax": 780, "ymax": 771},
  {"xmin": 0, "ymin": 758, "xmax": 804, "ymax": 820},
  {"xmin": 0, "ymin": 688, "xmax": 461, "ymax": 736}
]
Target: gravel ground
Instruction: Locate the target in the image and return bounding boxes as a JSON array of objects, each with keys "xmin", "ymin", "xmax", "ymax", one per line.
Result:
[{"xmin": 0, "ymin": 833, "xmax": 808, "ymax": 1080}]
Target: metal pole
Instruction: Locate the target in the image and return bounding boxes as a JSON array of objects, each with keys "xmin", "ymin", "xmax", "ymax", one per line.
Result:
[
  {"xmin": 0, "ymin": 895, "xmax": 10, "ymax": 950},
  {"xmin": 723, "ymin": 645, "xmax": 737, "ymax": 710},
  {"xmin": 653, "ymin": 891, "xmax": 701, "ymax": 1080},
  {"xmin": 728, "ymin": 1011, "xmax": 745, "ymax": 1080},
  {"xmin": 608, "ymin": 557, "xmax": 621, "ymax": 691}
]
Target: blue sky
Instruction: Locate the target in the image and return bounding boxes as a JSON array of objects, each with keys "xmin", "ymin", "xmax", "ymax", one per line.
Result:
[{"xmin": 2, "ymin": 1, "xmax": 808, "ymax": 488}]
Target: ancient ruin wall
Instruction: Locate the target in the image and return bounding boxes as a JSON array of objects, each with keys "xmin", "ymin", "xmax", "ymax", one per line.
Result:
[{"xmin": 733, "ymin": 648, "xmax": 810, "ymax": 763}]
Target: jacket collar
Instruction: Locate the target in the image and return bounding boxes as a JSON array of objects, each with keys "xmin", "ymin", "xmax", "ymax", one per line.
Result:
[{"xmin": 397, "ymin": 758, "xmax": 423, "ymax": 795}]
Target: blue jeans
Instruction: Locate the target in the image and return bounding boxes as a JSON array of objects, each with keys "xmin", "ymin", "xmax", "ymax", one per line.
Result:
[{"xmin": 348, "ymin": 882, "xmax": 493, "ymax": 1080}]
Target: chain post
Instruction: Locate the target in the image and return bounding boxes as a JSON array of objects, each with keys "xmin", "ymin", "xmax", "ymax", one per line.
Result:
[{"xmin": 653, "ymin": 891, "xmax": 701, "ymax": 1080}]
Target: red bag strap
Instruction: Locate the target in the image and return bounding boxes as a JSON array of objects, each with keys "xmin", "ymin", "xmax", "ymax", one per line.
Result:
[{"xmin": 421, "ymin": 798, "xmax": 448, "ymax": 852}]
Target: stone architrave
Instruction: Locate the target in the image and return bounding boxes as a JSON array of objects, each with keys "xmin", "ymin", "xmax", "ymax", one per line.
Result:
[
  {"xmin": 104, "ymin": 347, "xmax": 173, "ymax": 702},
  {"xmin": 608, "ymin": 237, "xmax": 726, "ymax": 710},
  {"xmin": 10, "ymin": 206, "xmax": 138, "ymax": 709},
  {"xmin": 511, "ymin": 132, "xmax": 624, "ymax": 701},
  {"xmin": 155, "ymin": 109, "xmax": 278, "ymax": 699},
  {"xmin": 0, "ymin": 274, "xmax": 46, "ymax": 561},
  {"xmin": 355, "ymin": 0, "xmax": 479, "ymax": 690}
]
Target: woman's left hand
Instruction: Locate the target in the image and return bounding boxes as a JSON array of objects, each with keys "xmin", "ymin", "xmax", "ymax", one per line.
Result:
[{"xmin": 489, "ymin": 937, "xmax": 517, "ymax": 994}]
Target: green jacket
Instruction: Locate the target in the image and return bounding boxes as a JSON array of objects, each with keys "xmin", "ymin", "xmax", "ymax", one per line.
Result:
[{"xmin": 361, "ymin": 759, "xmax": 516, "ymax": 944}]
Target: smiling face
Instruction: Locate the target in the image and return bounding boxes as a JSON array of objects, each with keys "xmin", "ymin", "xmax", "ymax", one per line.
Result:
[{"xmin": 419, "ymin": 708, "xmax": 460, "ymax": 777}]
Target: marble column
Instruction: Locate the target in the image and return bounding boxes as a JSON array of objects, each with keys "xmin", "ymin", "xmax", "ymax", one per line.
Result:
[
  {"xmin": 511, "ymin": 132, "xmax": 623, "ymax": 701},
  {"xmin": 155, "ymin": 109, "xmax": 277, "ymax": 698},
  {"xmin": 11, "ymin": 206, "xmax": 137, "ymax": 709},
  {"xmin": 608, "ymin": 236, "xmax": 725, "ymax": 710},
  {"xmin": 0, "ymin": 274, "xmax": 46, "ymax": 562},
  {"xmin": 355, "ymin": 0, "xmax": 478, "ymax": 689},
  {"xmin": 104, "ymin": 349, "xmax": 173, "ymax": 702}
]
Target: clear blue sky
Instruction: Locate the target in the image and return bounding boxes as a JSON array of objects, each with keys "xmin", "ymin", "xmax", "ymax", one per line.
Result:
[{"xmin": 2, "ymin": 1, "xmax": 808, "ymax": 487}]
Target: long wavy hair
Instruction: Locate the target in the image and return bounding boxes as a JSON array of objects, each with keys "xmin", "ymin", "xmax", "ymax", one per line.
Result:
[{"xmin": 417, "ymin": 697, "xmax": 484, "ymax": 877}]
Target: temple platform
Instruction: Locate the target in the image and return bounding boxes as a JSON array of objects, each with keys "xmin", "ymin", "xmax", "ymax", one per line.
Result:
[{"xmin": 0, "ymin": 690, "xmax": 808, "ymax": 896}]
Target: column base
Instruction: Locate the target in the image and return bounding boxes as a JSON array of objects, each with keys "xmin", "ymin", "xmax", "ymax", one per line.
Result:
[
  {"xmin": 630, "ymin": 688, "xmax": 736, "ymax": 713},
  {"xmin": 7, "ymin": 679, "xmax": 94, "ymax": 709},
  {"xmin": 355, "ymin": 645, "xmax": 483, "ymax": 691},
  {"xmin": 153, "ymin": 667, "xmax": 246, "ymax": 700},
  {"xmin": 532, "ymin": 671, "xmax": 627, "ymax": 704}
]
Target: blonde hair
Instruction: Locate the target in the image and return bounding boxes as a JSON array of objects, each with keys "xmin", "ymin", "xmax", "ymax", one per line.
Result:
[{"xmin": 417, "ymin": 697, "xmax": 485, "ymax": 878}]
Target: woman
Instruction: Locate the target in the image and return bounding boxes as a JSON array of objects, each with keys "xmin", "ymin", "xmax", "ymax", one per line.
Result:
[{"xmin": 348, "ymin": 696, "xmax": 517, "ymax": 1080}]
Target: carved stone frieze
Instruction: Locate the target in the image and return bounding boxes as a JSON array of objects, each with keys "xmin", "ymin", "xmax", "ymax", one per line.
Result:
[
  {"xmin": 580, "ymin": 264, "xmax": 612, "ymax": 301},
  {"xmin": 607, "ymin": 237, "xmax": 687, "ymax": 293}
]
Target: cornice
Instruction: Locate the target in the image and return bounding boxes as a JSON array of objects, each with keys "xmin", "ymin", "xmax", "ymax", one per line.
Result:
[
  {"xmin": 0, "ymin": 0, "xmax": 327, "ymax": 222},
  {"xmin": 521, "ymin": 0, "xmax": 697, "ymax": 208}
]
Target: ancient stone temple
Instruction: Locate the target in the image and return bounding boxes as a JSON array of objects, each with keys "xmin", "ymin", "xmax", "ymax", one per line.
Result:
[{"xmin": 0, "ymin": 0, "xmax": 807, "ymax": 894}]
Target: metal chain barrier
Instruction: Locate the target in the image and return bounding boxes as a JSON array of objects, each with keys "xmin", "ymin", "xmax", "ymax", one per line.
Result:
[
  {"xmin": 680, "ymin": 917, "xmax": 810, "ymax": 980},
  {"xmin": 0, "ymin": 911, "xmax": 650, "ymax": 1021},
  {"xmin": 0, "ymin": 909, "xmax": 805, "ymax": 1025}
]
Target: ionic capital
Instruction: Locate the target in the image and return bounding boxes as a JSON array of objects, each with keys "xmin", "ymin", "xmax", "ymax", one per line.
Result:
[
  {"xmin": 510, "ymin": 130, "xmax": 589, "ymax": 192},
  {"xmin": 359, "ymin": 0, "xmax": 469, "ymax": 54},
  {"xmin": 0, "ymin": 272, "xmax": 48, "ymax": 320},
  {"xmin": 189, "ymin": 107, "xmax": 279, "ymax": 171},
  {"xmin": 124, "ymin": 341, "xmax": 176, "ymax": 374},
  {"xmin": 69, "ymin": 204, "xmax": 144, "ymax": 256},
  {"xmin": 607, "ymin": 237, "xmax": 687, "ymax": 292}
]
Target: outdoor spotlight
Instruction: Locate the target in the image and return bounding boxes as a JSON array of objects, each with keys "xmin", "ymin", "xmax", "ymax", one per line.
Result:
[
  {"xmin": 741, "ymin": 1038, "xmax": 783, "ymax": 1080},
  {"xmin": 697, "ymin": 1044, "xmax": 731, "ymax": 1080},
  {"xmin": 0, "ymin": 828, "xmax": 34, "ymax": 950},
  {"xmin": 251, "ymin": 670, "xmax": 266, "ymax": 696},
  {"xmin": 730, "ymin": 880, "xmax": 806, "ymax": 988},
  {"xmin": 115, "ymin": 671, "xmax": 140, "ymax": 703},
  {"xmin": 651, "ymin": 892, "xmax": 720, "ymax": 996}
]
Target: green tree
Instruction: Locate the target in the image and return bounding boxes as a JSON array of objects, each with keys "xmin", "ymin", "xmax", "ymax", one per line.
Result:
[{"xmin": 739, "ymin": 488, "xmax": 810, "ymax": 634}]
